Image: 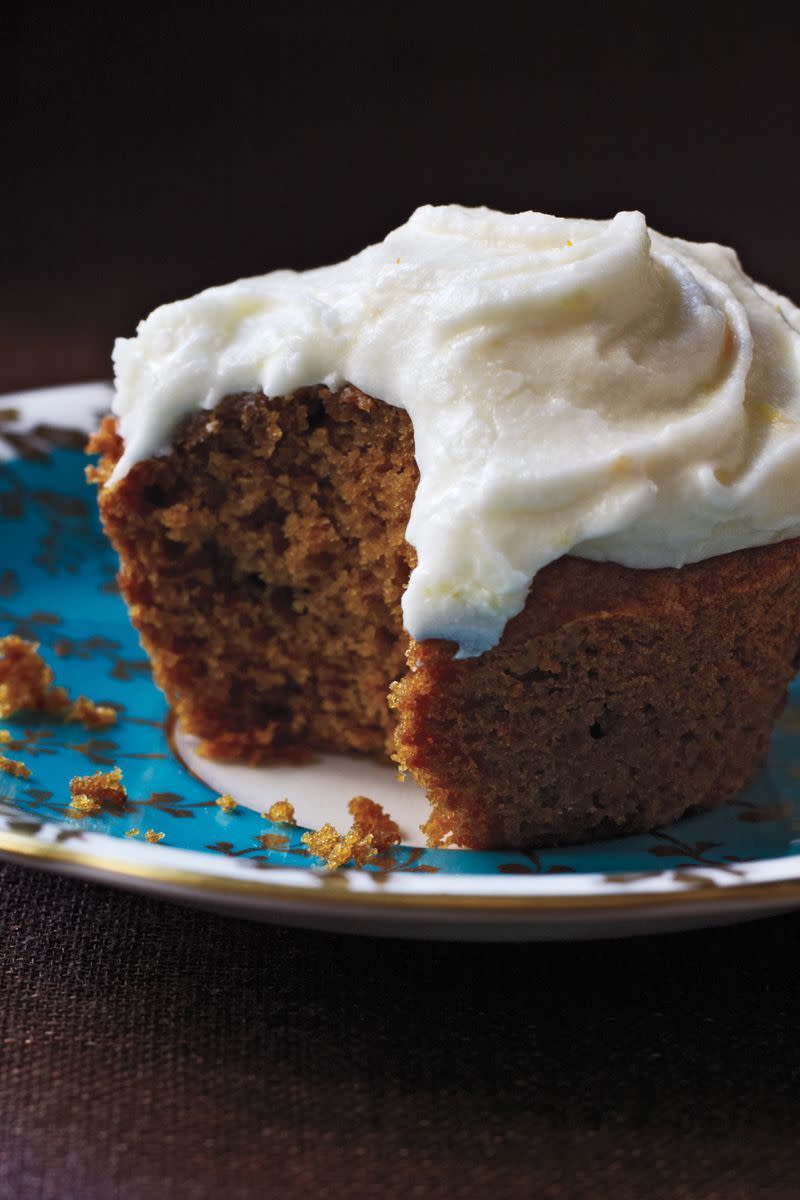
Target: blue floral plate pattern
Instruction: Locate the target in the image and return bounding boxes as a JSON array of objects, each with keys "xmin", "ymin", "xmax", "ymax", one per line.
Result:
[{"xmin": 3, "ymin": 384, "xmax": 800, "ymax": 940}]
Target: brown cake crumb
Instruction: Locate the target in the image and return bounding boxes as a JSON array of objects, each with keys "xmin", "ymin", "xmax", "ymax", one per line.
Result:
[
  {"xmin": 68, "ymin": 794, "xmax": 102, "ymax": 817},
  {"xmin": 0, "ymin": 636, "xmax": 62, "ymax": 716},
  {"xmin": 0, "ymin": 637, "xmax": 117, "ymax": 730},
  {"xmin": 348, "ymin": 795, "xmax": 401, "ymax": 852},
  {"xmin": 124, "ymin": 828, "xmax": 140, "ymax": 838},
  {"xmin": 301, "ymin": 821, "xmax": 377, "ymax": 870},
  {"xmin": 0, "ymin": 730, "xmax": 10, "ymax": 744},
  {"xmin": 145, "ymin": 829, "xmax": 165, "ymax": 844},
  {"xmin": 68, "ymin": 766, "xmax": 127, "ymax": 814},
  {"xmin": 215, "ymin": 794, "xmax": 237, "ymax": 813},
  {"xmin": 301, "ymin": 822, "xmax": 339, "ymax": 861},
  {"xmin": 0, "ymin": 754, "xmax": 31, "ymax": 779},
  {"xmin": 267, "ymin": 799, "xmax": 296, "ymax": 825},
  {"xmin": 65, "ymin": 696, "xmax": 117, "ymax": 731}
]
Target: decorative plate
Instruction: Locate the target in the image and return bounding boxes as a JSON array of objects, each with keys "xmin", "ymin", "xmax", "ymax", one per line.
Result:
[{"xmin": 4, "ymin": 383, "xmax": 800, "ymax": 941}]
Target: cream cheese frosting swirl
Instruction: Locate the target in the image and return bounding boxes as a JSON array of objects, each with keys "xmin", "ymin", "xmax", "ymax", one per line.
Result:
[{"xmin": 111, "ymin": 205, "xmax": 800, "ymax": 656}]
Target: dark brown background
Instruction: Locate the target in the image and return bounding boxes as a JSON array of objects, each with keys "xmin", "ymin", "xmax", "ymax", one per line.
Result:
[
  {"xmin": 2, "ymin": 6, "xmax": 800, "ymax": 1198},
  {"xmin": 2, "ymin": 4, "xmax": 799, "ymax": 392}
]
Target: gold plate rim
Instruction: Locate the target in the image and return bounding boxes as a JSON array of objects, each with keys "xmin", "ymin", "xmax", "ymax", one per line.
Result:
[{"xmin": 4, "ymin": 826, "xmax": 800, "ymax": 918}]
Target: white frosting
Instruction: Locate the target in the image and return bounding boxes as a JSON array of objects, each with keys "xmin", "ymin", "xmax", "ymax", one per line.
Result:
[{"xmin": 111, "ymin": 205, "xmax": 800, "ymax": 657}]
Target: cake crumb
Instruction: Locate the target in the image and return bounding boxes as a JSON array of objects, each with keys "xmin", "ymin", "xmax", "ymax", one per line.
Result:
[
  {"xmin": 267, "ymin": 799, "xmax": 296, "ymax": 825},
  {"xmin": 0, "ymin": 636, "xmax": 57, "ymax": 717},
  {"xmin": 124, "ymin": 828, "xmax": 140, "ymax": 838},
  {"xmin": 0, "ymin": 637, "xmax": 117, "ymax": 730},
  {"xmin": 302, "ymin": 821, "xmax": 377, "ymax": 870},
  {"xmin": 215, "ymin": 794, "xmax": 237, "ymax": 813},
  {"xmin": 65, "ymin": 696, "xmax": 117, "ymax": 731},
  {"xmin": 0, "ymin": 729, "xmax": 10, "ymax": 744},
  {"xmin": 68, "ymin": 766, "xmax": 127, "ymax": 813},
  {"xmin": 68, "ymin": 794, "xmax": 102, "ymax": 817},
  {"xmin": 348, "ymin": 795, "xmax": 401, "ymax": 852},
  {"xmin": 0, "ymin": 754, "xmax": 31, "ymax": 779},
  {"xmin": 145, "ymin": 829, "xmax": 165, "ymax": 844}
]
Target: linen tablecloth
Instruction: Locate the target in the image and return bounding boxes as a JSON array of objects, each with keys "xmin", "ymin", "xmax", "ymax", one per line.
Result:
[{"xmin": 2, "ymin": 859, "xmax": 800, "ymax": 1199}]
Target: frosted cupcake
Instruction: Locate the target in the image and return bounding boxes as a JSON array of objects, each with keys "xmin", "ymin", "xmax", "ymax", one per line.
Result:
[{"xmin": 89, "ymin": 206, "xmax": 800, "ymax": 847}]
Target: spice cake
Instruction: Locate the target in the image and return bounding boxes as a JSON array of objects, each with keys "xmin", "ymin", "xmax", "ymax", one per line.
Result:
[{"xmin": 89, "ymin": 205, "xmax": 800, "ymax": 848}]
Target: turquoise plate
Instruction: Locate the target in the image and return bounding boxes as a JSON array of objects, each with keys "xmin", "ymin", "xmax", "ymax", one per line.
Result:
[{"xmin": 3, "ymin": 384, "xmax": 800, "ymax": 941}]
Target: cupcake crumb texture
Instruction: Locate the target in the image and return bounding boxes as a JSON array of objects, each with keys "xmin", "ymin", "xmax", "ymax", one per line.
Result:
[
  {"xmin": 0, "ymin": 753, "xmax": 31, "ymax": 779},
  {"xmin": 0, "ymin": 636, "xmax": 117, "ymax": 730},
  {"xmin": 266, "ymin": 799, "xmax": 296, "ymax": 824},
  {"xmin": 68, "ymin": 767, "xmax": 127, "ymax": 818},
  {"xmin": 301, "ymin": 797, "xmax": 400, "ymax": 870}
]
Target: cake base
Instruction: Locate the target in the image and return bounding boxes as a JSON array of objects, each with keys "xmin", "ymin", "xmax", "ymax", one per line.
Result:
[
  {"xmin": 90, "ymin": 387, "xmax": 417, "ymax": 762},
  {"xmin": 394, "ymin": 543, "xmax": 800, "ymax": 847},
  {"xmin": 90, "ymin": 387, "xmax": 800, "ymax": 849}
]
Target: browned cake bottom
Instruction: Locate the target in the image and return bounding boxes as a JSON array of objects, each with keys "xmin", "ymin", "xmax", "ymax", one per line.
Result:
[{"xmin": 89, "ymin": 387, "xmax": 800, "ymax": 849}]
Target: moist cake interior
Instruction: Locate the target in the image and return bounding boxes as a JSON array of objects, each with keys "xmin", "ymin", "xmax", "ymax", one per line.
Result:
[{"xmin": 91, "ymin": 386, "xmax": 417, "ymax": 763}]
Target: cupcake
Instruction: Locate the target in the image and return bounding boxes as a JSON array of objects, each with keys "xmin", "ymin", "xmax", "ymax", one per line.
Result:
[{"xmin": 89, "ymin": 205, "xmax": 800, "ymax": 848}]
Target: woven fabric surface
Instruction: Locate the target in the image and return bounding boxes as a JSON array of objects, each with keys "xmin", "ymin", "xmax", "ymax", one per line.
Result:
[{"xmin": 1, "ymin": 861, "xmax": 800, "ymax": 1200}]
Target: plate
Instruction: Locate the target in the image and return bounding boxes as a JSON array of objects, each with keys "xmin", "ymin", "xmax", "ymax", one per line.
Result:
[{"xmin": 3, "ymin": 383, "xmax": 800, "ymax": 941}]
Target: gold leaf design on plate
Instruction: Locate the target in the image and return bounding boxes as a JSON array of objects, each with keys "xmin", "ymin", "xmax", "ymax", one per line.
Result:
[
  {"xmin": 498, "ymin": 850, "xmax": 576, "ymax": 876},
  {"xmin": 0, "ymin": 411, "xmax": 85, "ymax": 461}
]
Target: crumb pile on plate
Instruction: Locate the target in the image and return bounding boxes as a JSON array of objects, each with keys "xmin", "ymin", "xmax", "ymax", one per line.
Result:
[
  {"xmin": 0, "ymin": 636, "xmax": 116, "ymax": 730},
  {"xmin": 0, "ymin": 726, "xmax": 31, "ymax": 780},
  {"xmin": 0, "ymin": 637, "xmax": 117, "ymax": 780},
  {"xmin": 300, "ymin": 796, "xmax": 401, "ymax": 870},
  {"xmin": 68, "ymin": 766, "xmax": 127, "ymax": 816}
]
